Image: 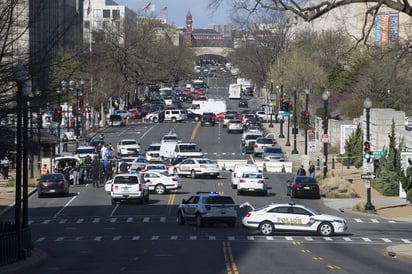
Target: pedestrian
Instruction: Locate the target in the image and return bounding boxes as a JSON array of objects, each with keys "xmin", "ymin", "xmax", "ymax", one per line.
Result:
[
  {"xmin": 240, "ymin": 138, "xmax": 246, "ymax": 155},
  {"xmin": 84, "ymin": 155, "xmax": 92, "ymax": 178},
  {"xmin": 62, "ymin": 135, "xmax": 69, "ymax": 152},
  {"xmin": 105, "ymin": 160, "xmax": 114, "ymax": 181},
  {"xmin": 99, "ymin": 160, "xmax": 105, "ymax": 186},
  {"xmin": 72, "ymin": 162, "xmax": 80, "ymax": 185},
  {"xmin": 63, "ymin": 162, "xmax": 72, "ymax": 181},
  {"xmin": 40, "ymin": 164, "xmax": 50, "ymax": 176},
  {"xmin": 308, "ymin": 161, "xmax": 315, "ymax": 177},
  {"xmin": 1, "ymin": 156, "xmax": 10, "ymax": 179},
  {"xmin": 91, "ymin": 156, "xmax": 100, "ymax": 188},
  {"xmin": 297, "ymin": 165, "xmax": 306, "ymax": 176}
]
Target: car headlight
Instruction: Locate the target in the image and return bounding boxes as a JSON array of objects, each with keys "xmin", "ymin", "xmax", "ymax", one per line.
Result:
[{"xmin": 334, "ymin": 219, "xmax": 344, "ymax": 223}]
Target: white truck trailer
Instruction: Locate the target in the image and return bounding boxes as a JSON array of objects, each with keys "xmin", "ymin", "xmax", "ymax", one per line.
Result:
[
  {"xmin": 229, "ymin": 83, "xmax": 242, "ymax": 99},
  {"xmin": 187, "ymin": 99, "xmax": 227, "ymax": 115}
]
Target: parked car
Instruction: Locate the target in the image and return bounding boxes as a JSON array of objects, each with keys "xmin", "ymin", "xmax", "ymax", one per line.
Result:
[
  {"xmin": 37, "ymin": 173, "xmax": 70, "ymax": 198},
  {"xmin": 237, "ymin": 172, "xmax": 268, "ymax": 196},
  {"xmin": 286, "ymin": 176, "xmax": 321, "ymax": 199},
  {"xmin": 262, "ymin": 146, "xmax": 286, "ymax": 161},
  {"xmin": 114, "ymin": 110, "xmax": 132, "ymax": 120},
  {"xmin": 139, "ymin": 171, "xmax": 181, "ymax": 194},
  {"xmin": 109, "ymin": 173, "xmax": 149, "ymax": 204},
  {"xmin": 201, "ymin": 112, "xmax": 216, "ymax": 126},
  {"xmin": 241, "ymin": 202, "xmax": 347, "ymax": 236},
  {"xmin": 176, "ymin": 192, "xmax": 237, "ymax": 227},
  {"xmin": 174, "ymin": 158, "xmax": 220, "ymax": 179}
]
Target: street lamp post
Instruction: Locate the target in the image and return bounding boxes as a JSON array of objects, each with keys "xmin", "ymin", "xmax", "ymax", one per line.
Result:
[
  {"xmin": 322, "ymin": 90, "xmax": 329, "ymax": 178},
  {"xmin": 269, "ymin": 81, "xmax": 274, "ymax": 128},
  {"xmin": 80, "ymin": 79, "xmax": 85, "ymax": 137},
  {"xmin": 285, "ymin": 96, "xmax": 291, "ymax": 146},
  {"xmin": 304, "ymin": 88, "xmax": 310, "ymax": 155},
  {"xmin": 61, "ymin": 80, "xmax": 69, "ymax": 132},
  {"xmin": 279, "ymin": 85, "xmax": 285, "ymax": 138},
  {"xmin": 364, "ymin": 97, "xmax": 375, "ymax": 211},
  {"xmin": 291, "ymin": 89, "xmax": 299, "ymax": 154},
  {"xmin": 56, "ymin": 88, "xmax": 62, "ymax": 154}
]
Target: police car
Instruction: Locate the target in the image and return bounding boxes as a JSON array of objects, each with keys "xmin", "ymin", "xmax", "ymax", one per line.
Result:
[
  {"xmin": 176, "ymin": 192, "xmax": 237, "ymax": 227},
  {"xmin": 241, "ymin": 202, "xmax": 347, "ymax": 236}
]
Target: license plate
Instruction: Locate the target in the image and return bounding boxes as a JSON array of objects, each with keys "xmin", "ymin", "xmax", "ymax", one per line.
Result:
[
  {"xmin": 249, "ymin": 188, "xmax": 255, "ymax": 191},
  {"xmin": 304, "ymin": 186, "xmax": 310, "ymax": 190},
  {"xmin": 49, "ymin": 189, "xmax": 55, "ymax": 193},
  {"xmin": 221, "ymin": 211, "xmax": 226, "ymax": 215}
]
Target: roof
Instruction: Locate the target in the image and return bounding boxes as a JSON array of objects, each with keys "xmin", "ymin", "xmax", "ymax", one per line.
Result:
[{"xmin": 192, "ymin": 29, "xmax": 220, "ymax": 34}]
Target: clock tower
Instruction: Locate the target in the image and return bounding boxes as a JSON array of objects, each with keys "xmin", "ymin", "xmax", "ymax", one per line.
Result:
[{"xmin": 186, "ymin": 10, "xmax": 192, "ymax": 33}]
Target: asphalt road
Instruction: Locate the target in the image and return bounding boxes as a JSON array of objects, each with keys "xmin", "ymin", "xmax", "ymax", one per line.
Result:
[{"xmin": 2, "ymin": 79, "xmax": 411, "ymax": 273}]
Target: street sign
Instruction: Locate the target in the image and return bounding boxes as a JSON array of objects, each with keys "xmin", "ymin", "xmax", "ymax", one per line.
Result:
[
  {"xmin": 321, "ymin": 134, "xmax": 328, "ymax": 143},
  {"xmin": 373, "ymin": 151, "xmax": 384, "ymax": 158},
  {"xmin": 361, "ymin": 173, "xmax": 376, "ymax": 180},
  {"xmin": 363, "ymin": 162, "xmax": 374, "ymax": 173}
]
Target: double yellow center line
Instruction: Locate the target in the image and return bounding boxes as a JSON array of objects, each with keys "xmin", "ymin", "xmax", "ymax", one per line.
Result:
[{"xmin": 223, "ymin": 241, "xmax": 239, "ymax": 274}]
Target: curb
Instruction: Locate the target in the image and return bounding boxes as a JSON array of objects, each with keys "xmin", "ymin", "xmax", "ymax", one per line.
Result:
[
  {"xmin": 0, "ymin": 248, "xmax": 49, "ymax": 274},
  {"xmin": 0, "ymin": 188, "xmax": 38, "ymax": 217},
  {"xmin": 386, "ymin": 245, "xmax": 412, "ymax": 262}
]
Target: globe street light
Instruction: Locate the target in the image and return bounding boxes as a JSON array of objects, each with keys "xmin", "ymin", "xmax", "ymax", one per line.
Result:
[
  {"xmin": 269, "ymin": 80, "xmax": 274, "ymax": 128},
  {"xmin": 279, "ymin": 85, "xmax": 285, "ymax": 138},
  {"xmin": 322, "ymin": 90, "xmax": 330, "ymax": 178},
  {"xmin": 291, "ymin": 89, "xmax": 299, "ymax": 154},
  {"xmin": 364, "ymin": 97, "xmax": 375, "ymax": 211}
]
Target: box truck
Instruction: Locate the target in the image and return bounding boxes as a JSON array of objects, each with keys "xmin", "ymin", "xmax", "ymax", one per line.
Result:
[
  {"xmin": 229, "ymin": 84, "xmax": 242, "ymax": 99},
  {"xmin": 188, "ymin": 99, "xmax": 227, "ymax": 115}
]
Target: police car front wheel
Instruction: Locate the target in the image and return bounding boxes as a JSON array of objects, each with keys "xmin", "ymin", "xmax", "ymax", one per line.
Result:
[
  {"xmin": 259, "ymin": 221, "xmax": 274, "ymax": 235},
  {"xmin": 177, "ymin": 211, "xmax": 185, "ymax": 225},
  {"xmin": 317, "ymin": 222, "xmax": 334, "ymax": 236}
]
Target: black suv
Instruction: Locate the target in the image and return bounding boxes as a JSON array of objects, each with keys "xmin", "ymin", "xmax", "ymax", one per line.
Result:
[{"xmin": 201, "ymin": 112, "xmax": 216, "ymax": 126}]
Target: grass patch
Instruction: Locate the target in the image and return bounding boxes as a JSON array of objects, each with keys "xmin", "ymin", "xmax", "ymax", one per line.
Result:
[
  {"xmin": 352, "ymin": 201, "xmax": 367, "ymax": 213},
  {"xmin": 318, "ymin": 177, "xmax": 359, "ymax": 198}
]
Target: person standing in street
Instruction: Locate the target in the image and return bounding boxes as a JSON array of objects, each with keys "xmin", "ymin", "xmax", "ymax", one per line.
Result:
[
  {"xmin": 297, "ymin": 165, "xmax": 306, "ymax": 176},
  {"xmin": 91, "ymin": 156, "xmax": 100, "ymax": 188},
  {"xmin": 40, "ymin": 164, "xmax": 50, "ymax": 176},
  {"xmin": 72, "ymin": 163, "xmax": 80, "ymax": 185},
  {"xmin": 308, "ymin": 161, "xmax": 315, "ymax": 177},
  {"xmin": 240, "ymin": 138, "xmax": 246, "ymax": 155},
  {"xmin": 1, "ymin": 156, "xmax": 10, "ymax": 179}
]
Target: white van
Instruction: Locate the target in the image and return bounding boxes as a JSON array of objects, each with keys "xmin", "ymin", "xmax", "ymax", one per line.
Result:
[
  {"xmin": 230, "ymin": 163, "xmax": 260, "ymax": 189},
  {"xmin": 160, "ymin": 142, "xmax": 203, "ymax": 159}
]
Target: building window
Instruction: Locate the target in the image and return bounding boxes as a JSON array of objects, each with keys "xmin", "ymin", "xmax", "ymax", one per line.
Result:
[
  {"xmin": 113, "ymin": 10, "xmax": 120, "ymax": 20},
  {"xmin": 103, "ymin": 10, "xmax": 111, "ymax": 18},
  {"xmin": 93, "ymin": 9, "xmax": 101, "ymax": 19}
]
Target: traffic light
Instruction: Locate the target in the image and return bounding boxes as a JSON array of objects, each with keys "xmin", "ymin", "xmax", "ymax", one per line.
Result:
[
  {"xmin": 364, "ymin": 141, "xmax": 371, "ymax": 163},
  {"xmin": 281, "ymin": 101, "xmax": 289, "ymax": 111},
  {"xmin": 301, "ymin": 111, "xmax": 310, "ymax": 125},
  {"xmin": 55, "ymin": 107, "xmax": 62, "ymax": 123}
]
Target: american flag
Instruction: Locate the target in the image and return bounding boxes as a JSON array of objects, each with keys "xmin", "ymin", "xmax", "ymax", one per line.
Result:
[
  {"xmin": 86, "ymin": 0, "xmax": 91, "ymax": 15},
  {"xmin": 160, "ymin": 7, "xmax": 168, "ymax": 15}
]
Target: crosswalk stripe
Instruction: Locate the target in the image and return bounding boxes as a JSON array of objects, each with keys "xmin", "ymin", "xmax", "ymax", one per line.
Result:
[
  {"xmin": 371, "ymin": 219, "xmax": 379, "ymax": 223},
  {"xmin": 382, "ymin": 238, "xmax": 392, "ymax": 242},
  {"xmin": 401, "ymin": 239, "xmax": 411, "ymax": 243},
  {"xmin": 304, "ymin": 237, "xmax": 313, "ymax": 241},
  {"xmin": 160, "ymin": 217, "xmax": 166, "ymax": 222},
  {"xmin": 94, "ymin": 236, "xmax": 102, "ymax": 241},
  {"xmin": 343, "ymin": 237, "xmax": 352, "ymax": 241},
  {"xmin": 324, "ymin": 237, "xmax": 333, "ymax": 241},
  {"xmin": 56, "ymin": 237, "xmax": 64, "ymax": 241},
  {"xmin": 266, "ymin": 236, "xmax": 274, "ymax": 241},
  {"xmin": 36, "ymin": 237, "xmax": 46, "ymax": 242},
  {"xmin": 362, "ymin": 238, "xmax": 371, "ymax": 242},
  {"xmin": 126, "ymin": 217, "xmax": 133, "ymax": 223},
  {"xmin": 354, "ymin": 218, "xmax": 363, "ymax": 223},
  {"xmin": 132, "ymin": 236, "xmax": 140, "ymax": 240},
  {"xmin": 285, "ymin": 236, "xmax": 294, "ymax": 241},
  {"xmin": 228, "ymin": 236, "xmax": 235, "ymax": 241},
  {"xmin": 190, "ymin": 236, "xmax": 197, "ymax": 240},
  {"xmin": 171, "ymin": 235, "xmax": 178, "ymax": 240},
  {"xmin": 247, "ymin": 236, "xmax": 254, "ymax": 241},
  {"xmin": 42, "ymin": 220, "xmax": 50, "ymax": 224},
  {"xmin": 59, "ymin": 219, "xmax": 67, "ymax": 224},
  {"xmin": 152, "ymin": 236, "xmax": 159, "ymax": 240},
  {"xmin": 209, "ymin": 236, "xmax": 216, "ymax": 240},
  {"xmin": 143, "ymin": 217, "xmax": 150, "ymax": 222},
  {"xmin": 113, "ymin": 236, "xmax": 121, "ymax": 241},
  {"xmin": 92, "ymin": 218, "xmax": 100, "ymax": 223},
  {"xmin": 76, "ymin": 218, "xmax": 84, "ymax": 224},
  {"xmin": 110, "ymin": 218, "xmax": 117, "ymax": 223}
]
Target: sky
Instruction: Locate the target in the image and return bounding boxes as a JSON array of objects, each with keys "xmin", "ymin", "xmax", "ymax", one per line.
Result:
[{"xmin": 114, "ymin": 0, "xmax": 233, "ymax": 28}]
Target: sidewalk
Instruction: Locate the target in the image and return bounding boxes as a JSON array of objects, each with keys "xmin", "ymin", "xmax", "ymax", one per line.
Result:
[{"xmin": 262, "ymin": 120, "xmax": 412, "ymax": 261}]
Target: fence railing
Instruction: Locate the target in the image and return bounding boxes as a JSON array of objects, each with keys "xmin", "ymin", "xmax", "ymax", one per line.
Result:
[{"xmin": 0, "ymin": 221, "xmax": 33, "ymax": 266}]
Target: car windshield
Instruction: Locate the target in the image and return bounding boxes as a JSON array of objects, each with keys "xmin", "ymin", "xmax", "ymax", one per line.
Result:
[
  {"xmin": 40, "ymin": 174, "xmax": 64, "ymax": 181},
  {"xmin": 265, "ymin": 147, "xmax": 283, "ymax": 153},
  {"xmin": 197, "ymin": 159, "xmax": 215, "ymax": 164},
  {"xmin": 179, "ymin": 145, "xmax": 201, "ymax": 152},
  {"xmin": 76, "ymin": 148, "xmax": 96, "ymax": 154},
  {"xmin": 110, "ymin": 115, "xmax": 122, "ymax": 121},
  {"xmin": 205, "ymin": 196, "xmax": 235, "ymax": 204},
  {"xmin": 122, "ymin": 140, "xmax": 137, "ymax": 145},
  {"xmin": 148, "ymin": 145, "xmax": 160, "ymax": 151},
  {"xmin": 258, "ymin": 138, "xmax": 274, "ymax": 144},
  {"xmin": 295, "ymin": 177, "xmax": 318, "ymax": 184},
  {"xmin": 163, "ymin": 136, "xmax": 178, "ymax": 141},
  {"xmin": 243, "ymin": 173, "xmax": 263, "ymax": 179},
  {"xmin": 147, "ymin": 165, "xmax": 166, "ymax": 170},
  {"xmin": 114, "ymin": 176, "xmax": 138, "ymax": 185},
  {"xmin": 230, "ymin": 120, "xmax": 242, "ymax": 124},
  {"xmin": 245, "ymin": 135, "xmax": 262, "ymax": 140}
]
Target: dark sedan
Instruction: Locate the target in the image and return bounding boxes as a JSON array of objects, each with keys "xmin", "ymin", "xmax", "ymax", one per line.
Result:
[
  {"xmin": 287, "ymin": 176, "xmax": 320, "ymax": 199},
  {"xmin": 37, "ymin": 173, "xmax": 70, "ymax": 198},
  {"xmin": 239, "ymin": 98, "xmax": 249, "ymax": 107}
]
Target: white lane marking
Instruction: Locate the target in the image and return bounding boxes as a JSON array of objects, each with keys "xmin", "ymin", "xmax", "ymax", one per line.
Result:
[
  {"xmin": 343, "ymin": 237, "xmax": 352, "ymax": 242},
  {"xmin": 92, "ymin": 218, "xmax": 100, "ymax": 223},
  {"xmin": 209, "ymin": 236, "xmax": 216, "ymax": 240},
  {"xmin": 354, "ymin": 218, "xmax": 363, "ymax": 223},
  {"xmin": 371, "ymin": 219, "xmax": 379, "ymax": 223},
  {"xmin": 171, "ymin": 235, "xmax": 178, "ymax": 240},
  {"xmin": 362, "ymin": 238, "xmax": 371, "ymax": 242},
  {"xmin": 382, "ymin": 238, "xmax": 392, "ymax": 242},
  {"xmin": 401, "ymin": 239, "xmax": 411, "ymax": 243},
  {"xmin": 53, "ymin": 193, "xmax": 79, "ymax": 218},
  {"xmin": 143, "ymin": 217, "xmax": 150, "ymax": 222},
  {"xmin": 247, "ymin": 236, "xmax": 254, "ymax": 241},
  {"xmin": 76, "ymin": 218, "xmax": 84, "ymax": 224},
  {"xmin": 132, "ymin": 236, "xmax": 140, "ymax": 240},
  {"xmin": 94, "ymin": 236, "xmax": 102, "ymax": 241},
  {"xmin": 126, "ymin": 217, "xmax": 133, "ymax": 223},
  {"xmin": 140, "ymin": 126, "xmax": 155, "ymax": 140},
  {"xmin": 228, "ymin": 236, "xmax": 235, "ymax": 241},
  {"xmin": 109, "ymin": 204, "xmax": 119, "ymax": 217},
  {"xmin": 285, "ymin": 236, "xmax": 294, "ymax": 241}
]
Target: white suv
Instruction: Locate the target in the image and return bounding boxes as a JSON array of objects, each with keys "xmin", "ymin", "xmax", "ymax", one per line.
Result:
[
  {"xmin": 145, "ymin": 142, "xmax": 162, "ymax": 161},
  {"xmin": 109, "ymin": 174, "xmax": 149, "ymax": 204},
  {"xmin": 176, "ymin": 192, "xmax": 237, "ymax": 227},
  {"xmin": 117, "ymin": 139, "xmax": 141, "ymax": 156},
  {"xmin": 231, "ymin": 163, "xmax": 260, "ymax": 189},
  {"xmin": 237, "ymin": 172, "xmax": 268, "ymax": 196}
]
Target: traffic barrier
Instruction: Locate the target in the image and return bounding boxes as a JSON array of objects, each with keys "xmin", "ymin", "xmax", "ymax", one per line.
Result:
[
  {"xmin": 217, "ymin": 160, "xmax": 248, "ymax": 171},
  {"xmin": 254, "ymin": 161, "xmax": 293, "ymax": 173}
]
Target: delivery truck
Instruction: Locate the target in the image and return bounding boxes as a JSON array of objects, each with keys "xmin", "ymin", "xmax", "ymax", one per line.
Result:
[
  {"xmin": 229, "ymin": 84, "xmax": 242, "ymax": 99},
  {"xmin": 187, "ymin": 99, "xmax": 227, "ymax": 115}
]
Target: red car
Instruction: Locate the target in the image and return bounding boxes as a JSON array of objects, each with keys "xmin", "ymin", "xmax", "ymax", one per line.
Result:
[{"xmin": 214, "ymin": 112, "xmax": 225, "ymax": 122}]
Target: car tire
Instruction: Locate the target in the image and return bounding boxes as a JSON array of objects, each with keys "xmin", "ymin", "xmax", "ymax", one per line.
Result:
[
  {"xmin": 111, "ymin": 198, "xmax": 117, "ymax": 205},
  {"xmin": 155, "ymin": 184, "xmax": 166, "ymax": 195},
  {"xmin": 171, "ymin": 117, "xmax": 177, "ymax": 123},
  {"xmin": 317, "ymin": 222, "xmax": 334, "ymax": 236},
  {"xmin": 191, "ymin": 170, "xmax": 196, "ymax": 179},
  {"xmin": 177, "ymin": 211, "xmax": 185, "ymax": 225},
  {"xmin": 196, "ymin": 214, "xmax": 204, "ymax": 227},
  {"xmin": 231, "ymin": 184, "xmax": 236, "ymax": 189},
  {"xmin": 259, "ymin": 221, "xmax": 274, "ymax": 235},
  {"xmin": 153, "ymin": 117, "xmax": 158, "ymax": 123},
  {"xmin": 237, "ymin": 190, "xmax": 242, "ymax": 195}
]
